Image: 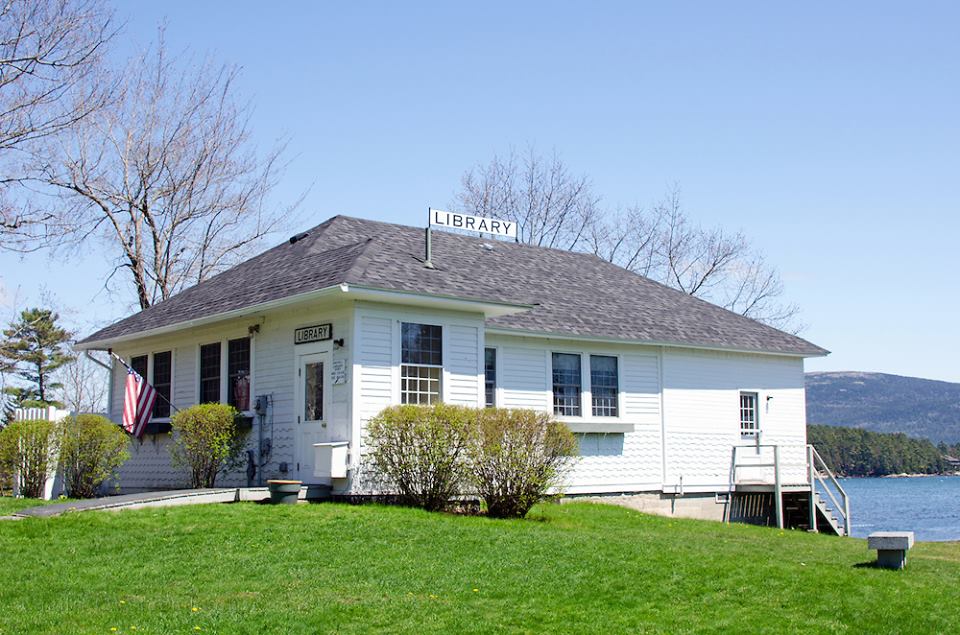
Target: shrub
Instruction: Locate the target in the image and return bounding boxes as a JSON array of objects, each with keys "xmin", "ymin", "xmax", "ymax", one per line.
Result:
[
  {"xmin": 468, "ymin": 408, "xmax": 578, "ymax": 518},
  {"xmin": 169, "ymin": 404, "xmax": 246, "ymax": 488},
  {"xmin": 0, "ymin": 419, "xmax": 59, "ymax": 498},
  {"xmin": 365, "ymin": 404, "xmax": 476, "ymax": 511},
  {"xmin": 59, "ymin": 415, "xmax": 130, "ymax": 498}
]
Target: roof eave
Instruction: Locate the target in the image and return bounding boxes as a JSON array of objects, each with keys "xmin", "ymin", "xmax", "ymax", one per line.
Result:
[
  {"xmin": 483, "ymin": 326, "xmax": 830, "ymax": 358},
  {"xmin": 77, "ymin": 284, "xmax": 534, "ymax": 351}
]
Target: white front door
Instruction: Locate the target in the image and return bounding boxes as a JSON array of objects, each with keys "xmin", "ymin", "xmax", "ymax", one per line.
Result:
[{"xmin": 296, "ymin": 350, "xmax": 332, "ymax": 481}]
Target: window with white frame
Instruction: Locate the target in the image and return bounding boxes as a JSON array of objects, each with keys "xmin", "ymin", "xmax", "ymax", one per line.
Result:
[
  {"xmin": 552, "ymin": 352, "xmax": 582, "ymax": 416},
  {"xmin": 740, "ymin": 392, "xmax": 759, "ymax": 438},
  {"xmin": 198, "ymin": 337, "xmax": 252, "ymax": 410},
  {"xmin": 129, "ymin": 352, "xmax": 172, "ymax": 420},
  {"xmin": 590, "ymin": 355, "xmax": 618, "ymax": 417},
  {"xmin": 484, "ymin": 347, "xmax": 496, "ymax": 408},
  {"xmin": 199, "ymin": 343, "xmax": 222, "ymax": 404},
  {"xmin": 401, "ymin": 322, "xmax": 442, "ymax": 404}
]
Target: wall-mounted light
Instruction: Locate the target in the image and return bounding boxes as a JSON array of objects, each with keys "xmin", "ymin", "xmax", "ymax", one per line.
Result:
[
  {"xmin": 248, "ymin": 324, "xmax": 261, "ymax": 335},
  {"xmin": 333, "ymin": 338, "xmax": 345, "ymax": 349}
]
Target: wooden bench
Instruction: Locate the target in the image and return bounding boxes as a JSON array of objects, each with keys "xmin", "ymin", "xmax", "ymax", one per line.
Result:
[{"xmin": 867, "ymin": 531, "xmax": 914, "ymax": 570}]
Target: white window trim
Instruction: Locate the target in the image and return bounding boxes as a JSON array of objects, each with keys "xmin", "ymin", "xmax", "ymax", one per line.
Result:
[
  {"xmin": 739, "ymin": 391, "xmax": 760, "ymax": 438},
  {"xmin": 484, "ymin": 345, "xmax": 499, "ymax": 408},
  {"xmin": 398, "ymin": 321, "xmax": 444, "ymax": 405},
  {"xmin": 195, "ymin": 336, "xmax": 256, "ymax": 416},
  {"xmin": 547, "ymin": 349, "xmax": 625, "ymax": 424}
]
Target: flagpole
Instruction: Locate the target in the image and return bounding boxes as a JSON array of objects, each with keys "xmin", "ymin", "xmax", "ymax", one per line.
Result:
[{"xmin": 110, "ymin": 351, "xmax": 179, "ymax": 414}]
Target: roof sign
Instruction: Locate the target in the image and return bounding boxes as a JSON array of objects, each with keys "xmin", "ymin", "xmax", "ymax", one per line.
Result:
[{"xmin": 429, "ymin": 208, "xmax": 517, "ymax": 239}]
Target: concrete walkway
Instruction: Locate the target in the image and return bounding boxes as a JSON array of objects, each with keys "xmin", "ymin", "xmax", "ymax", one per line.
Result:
[{"xmin": 9, "ymin": 487, "xmax": 270, "ymax": 518}]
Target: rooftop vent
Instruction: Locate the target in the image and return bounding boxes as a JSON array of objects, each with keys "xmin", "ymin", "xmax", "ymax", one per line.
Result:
[
  {"xmin": 482, "ymin": 242, "xmax": 495, "ymax": 252},
  {"xmin": 289, "ymin": 232, "xmax": 309, "ymax": 245}
]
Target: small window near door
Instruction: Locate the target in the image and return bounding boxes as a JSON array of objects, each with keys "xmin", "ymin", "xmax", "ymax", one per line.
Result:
[
  {"xmin": 401, "ymin": 322, "xmax": 443, "ymax": 404},
  {"xmin": 304, "ymin": 361, "xmax": 324, "ymax": 421},
  {"xmin": 484, "ymin": 347, "xmax": 496, "ymax": 408},
  {"xmin": 740, "ymin": 392, "xmax": 759, "ymax": 438},
  {"xmin": 199, "ymin": 343, "xmax": 221, "ymax": 403}
]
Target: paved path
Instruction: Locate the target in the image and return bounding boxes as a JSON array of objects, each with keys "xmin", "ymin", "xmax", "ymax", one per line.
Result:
[{"xmin": 10, "ymin": 487, "xmax": 270, "ymax": 518}]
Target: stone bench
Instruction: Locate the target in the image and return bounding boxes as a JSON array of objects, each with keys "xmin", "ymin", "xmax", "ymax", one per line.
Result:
[{"xmin": 867, "ymin": 531, "xmax": 915, "ymax": 570}]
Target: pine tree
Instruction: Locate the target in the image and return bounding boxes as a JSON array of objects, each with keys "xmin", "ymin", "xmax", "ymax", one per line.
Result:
[{"xmin": 0, "ymin": 308, "xmax": 75, "ymax": 408}]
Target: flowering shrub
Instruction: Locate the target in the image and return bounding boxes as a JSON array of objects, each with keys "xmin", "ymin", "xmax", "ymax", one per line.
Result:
[
  {"xmin": 59, "ymin": 414, "xmax": 129, "ymax": 498},
  {"xmin": 169, "ymin": 404, "xmax": 246, "ymax": 488}
]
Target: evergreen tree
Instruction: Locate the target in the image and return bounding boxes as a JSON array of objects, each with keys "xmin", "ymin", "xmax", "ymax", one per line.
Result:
[{"xmin": 0, "ymin": 308, "xmax": 74, "ymax": 408}]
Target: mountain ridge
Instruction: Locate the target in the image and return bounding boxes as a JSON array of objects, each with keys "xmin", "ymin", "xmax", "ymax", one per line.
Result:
[{"xmin": 805, "ymin": 371, "xmax": 960, "ymax": 444}]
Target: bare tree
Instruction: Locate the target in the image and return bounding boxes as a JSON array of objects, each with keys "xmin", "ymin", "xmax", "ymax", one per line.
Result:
[
  {"xmin": 454, "ymin": 152, "xmax": 801, "ymax": 331},
  {"xmin": 56, "ymin": 350, "xmax": 107, "ymax": 414},
  {"xmin": 0, "ymin": 0, "xmax": 114, "ymax": 246},
  {"xmin": 456, "ymin": 147, "xmax": 599, "ymax": 250},
  {"xmin": 29, "ymin": 35, "xmax": 298, "ymax": 309}
]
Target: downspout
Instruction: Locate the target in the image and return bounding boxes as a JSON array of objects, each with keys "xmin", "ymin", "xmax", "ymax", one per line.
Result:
[{"xmin": 86, "ymin": 350, "xmax": 114, "ymax": 419}]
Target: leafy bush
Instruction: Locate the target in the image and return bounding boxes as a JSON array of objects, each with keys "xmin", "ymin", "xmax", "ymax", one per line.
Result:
[
  {"xmin": 365, "ymin": 404, "xmax": 476, "ymax": 511},
  {"xmin": 169, "ymin": 404, "xmax": 246, "ymax": 488},
  {"xmin": 0, "ymin": 419, "xmax": 59, "ymax": 498},
  {"xmin": 468, "ymin": 408, "xmax": 578, "ymax": 518},
  {"xmin": 59, "ymin": 414, "xmax": 130, "ymax": 498}
]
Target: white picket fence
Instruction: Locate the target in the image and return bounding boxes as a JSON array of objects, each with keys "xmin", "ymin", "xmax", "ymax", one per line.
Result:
[{"xmin": 10, "ymin": 406, "xmax": 72, "ymax": 500}]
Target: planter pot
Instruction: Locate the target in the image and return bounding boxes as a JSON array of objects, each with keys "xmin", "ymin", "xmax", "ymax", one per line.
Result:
[{"xmin": 267, "ymin": 480, "xmax": 302, "ymax": 505}]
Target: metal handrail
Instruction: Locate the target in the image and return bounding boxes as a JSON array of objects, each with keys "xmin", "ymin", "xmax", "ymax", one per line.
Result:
[{"xmin": 809, "ymin": 445, "xmax": 851, "ymax": 536}]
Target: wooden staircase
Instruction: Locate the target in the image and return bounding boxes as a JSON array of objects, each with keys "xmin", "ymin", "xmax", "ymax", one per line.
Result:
[{"xmin": 731, "ymin": 443, "xmax": 850, "ymax": 536}]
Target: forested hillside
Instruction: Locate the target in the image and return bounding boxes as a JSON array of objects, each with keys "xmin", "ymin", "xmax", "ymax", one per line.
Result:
[
  {"xmin": 806, "ymin": 372, "xmax": 960, "ymax": 443},
  {"xmin": 807, "ymin": 424, "xmax": 950, "ymax": 476}
]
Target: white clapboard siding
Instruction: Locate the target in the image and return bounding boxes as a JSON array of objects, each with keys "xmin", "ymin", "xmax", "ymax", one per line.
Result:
[
  {"xmin": 661, "ymin": 348, "xmax": 806, "ymax": 490},
  {"xmin": 445, "ymin": 325, "xmax": 480, "ymax": 406},
  {"xmin": 499, "ymin": 346, "xmax": 550, "ymax": 410},
  {"xmin": 357, "ymin": 315, "xmax": 394, "ymax": 421}
]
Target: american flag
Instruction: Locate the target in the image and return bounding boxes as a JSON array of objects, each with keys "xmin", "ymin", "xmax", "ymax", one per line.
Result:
[{"xmin": 123, "ymin": 367, "xmax": 157, "ymax": 438}]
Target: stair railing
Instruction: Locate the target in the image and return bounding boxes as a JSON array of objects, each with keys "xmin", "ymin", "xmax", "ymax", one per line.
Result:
[{"xmin": 807, "ymin": 444, "xmax": 851, "ymax": 536}]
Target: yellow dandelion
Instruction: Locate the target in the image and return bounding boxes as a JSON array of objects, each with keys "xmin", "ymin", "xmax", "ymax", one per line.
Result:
[
  {"xmin": 472, "ymin": 588, "xmax": 479, "ymax": 593},
  {"xmin": 119, "ymin": 600, "xmax": 126, "ymax": 605},
  {"xmin": 192, "ymin": 607, "xmax": 200, "ymax": 612}
]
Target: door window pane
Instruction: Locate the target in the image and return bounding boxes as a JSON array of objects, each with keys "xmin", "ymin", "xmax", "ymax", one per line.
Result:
[
  {"xmin": 304, "ymin": 361, "xmax": 324, "ymax": 421},
  {"xmin": 552, "ymin": 353, "xmax": 582, "ymax": 416}
]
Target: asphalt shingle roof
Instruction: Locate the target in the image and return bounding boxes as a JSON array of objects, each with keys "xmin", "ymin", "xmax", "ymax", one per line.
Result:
[{"xmin": 80, "ymin": 215, "xmax": 828, "ymax": 356}]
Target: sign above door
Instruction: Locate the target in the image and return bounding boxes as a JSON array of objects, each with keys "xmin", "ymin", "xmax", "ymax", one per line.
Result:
[{"xmin": 295, "ymin": 323, "xmax": 332, "ymax": 345}]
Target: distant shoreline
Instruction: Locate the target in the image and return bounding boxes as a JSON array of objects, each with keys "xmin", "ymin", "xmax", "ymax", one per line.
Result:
[{"xmin": 838, "ymin": 472, "xmax": 960, "ymax": 479}]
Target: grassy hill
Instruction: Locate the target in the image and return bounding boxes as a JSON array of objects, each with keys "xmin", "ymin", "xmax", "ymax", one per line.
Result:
[
  {"xmin": 1, "ymin": 501, "xmax": 959, "ymax": 633},
  {"xmin": 806, "ymin": 371, "xmax": 960, "ymax": 443}
]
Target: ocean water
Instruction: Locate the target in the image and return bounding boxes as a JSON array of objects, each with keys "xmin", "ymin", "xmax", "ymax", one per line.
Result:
[{"xmin": 839, "ymin": 475, "xmax": 960, "ymax": 541}]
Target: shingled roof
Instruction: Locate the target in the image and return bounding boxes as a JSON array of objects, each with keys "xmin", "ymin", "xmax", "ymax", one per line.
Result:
[{"xmin": 79, "ymin": 215, "xmax": 828, "ymax": 356}]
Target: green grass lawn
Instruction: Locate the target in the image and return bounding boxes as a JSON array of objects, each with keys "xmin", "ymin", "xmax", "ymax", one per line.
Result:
[{"xmin": 1, "ymin": 502, "xmax": 957, "ymax": 634}]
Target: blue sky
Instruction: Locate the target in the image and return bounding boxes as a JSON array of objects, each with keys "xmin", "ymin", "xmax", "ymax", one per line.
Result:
[{"xmin": 1, "ymin": 1, "xmax": 957, "ymax": 381}]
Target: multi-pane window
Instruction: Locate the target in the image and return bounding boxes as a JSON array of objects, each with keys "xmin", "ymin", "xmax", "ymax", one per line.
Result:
[
  {"xmin": 152, "ymin": 351, "xmax": 172, "ymax": 418},
  {"xmin": 199, "ymin": 343, "xmax": 222, "ymax": 404},
  {"xmin": 130, "ymin": 355, "xmax": 148, "ymax": 379},
  {"xmin": 484, "ymin": 348, "xmax": 497, "ymax": 408},
  {"xmin": 590, "ymin": 355, "xmax": 618, "ymax": 417},
  {"xmin": 740, "ymin": 392, "xmax": 759, "ymax": 438},
  {"xmin": 227, "ymin": 337, "xmax": 251, "ymax": 411},
  {"xmin": 552, "ymin": 353, "xmax": 582, "ymax": 416},
  {"xmin": 401, "ymin": 323, "xmax": 442, "ymax": 404}
]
